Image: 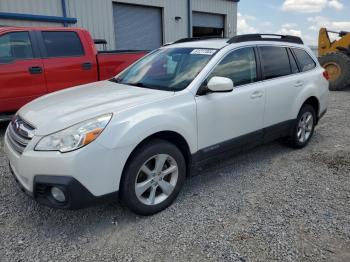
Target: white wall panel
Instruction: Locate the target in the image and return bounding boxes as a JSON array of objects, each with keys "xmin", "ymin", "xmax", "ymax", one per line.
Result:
[
  {"xmin": 163, "ymin": 0, "xmax": 188, "ymax": 43},
  {"xmin": 192, "ymin": 0, "xmax": 237, "ymax": 37},
  {"xmin": 0, "ymin": 19, "xmax": 60, "ymax": 27},
  {"xmin": 0, "ymin": 0, "xmax": 62, "ymax": 16},
  {"xmin": 0, "ymin": 0, "xmax": 238, "ymax": 48},
  {"xmin": 67, "ymin": 0, "xmax": 115, "ymax": 49}
]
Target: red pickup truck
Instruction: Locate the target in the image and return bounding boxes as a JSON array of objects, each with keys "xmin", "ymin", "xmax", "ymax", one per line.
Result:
[{"xmin": 0, "ymin": 26, "xmax": 147, "ymax": 120}]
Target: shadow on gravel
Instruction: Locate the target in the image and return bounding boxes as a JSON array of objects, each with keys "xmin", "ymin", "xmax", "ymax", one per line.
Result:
[
  {"xmin": 0, "ymin": 119, "xmax": 306, "ymax": 232},
  {"xmin": 311, "ymin": 150, "xmax": 350, "ymax": 171},
  {"xmin": 28, "ymin": 141, "xmax": 292, "ymax": 222}
]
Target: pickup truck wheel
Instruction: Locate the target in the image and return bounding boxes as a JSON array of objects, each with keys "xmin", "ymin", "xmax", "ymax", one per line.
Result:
[
  {"xmin": 120, "ymin": 139, "xmax": 186, "ymax": 215},
  {"xmin": 288, "ymin": 105, "xmax": 316, "ymax": 149}
]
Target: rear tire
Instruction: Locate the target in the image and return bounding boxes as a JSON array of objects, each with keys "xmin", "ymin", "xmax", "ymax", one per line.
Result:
[
  {"xmin": 120, "ymin": 139, "xmax": 186, "ymax": 216},
  {"xmin": 319, "ymin": 52, "xmax": 350, "ymax": 91},
  {"xmin": 288, "ymin": 105, "xmax": 316, "ymax": 149}
]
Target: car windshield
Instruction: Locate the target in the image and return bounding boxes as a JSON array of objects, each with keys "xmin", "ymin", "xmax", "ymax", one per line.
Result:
[{"xmin": 113, "ymin": 47, "xmax": 217, "ymax": 91}]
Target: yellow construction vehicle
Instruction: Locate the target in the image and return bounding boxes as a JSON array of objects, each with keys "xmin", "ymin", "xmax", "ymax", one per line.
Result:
[{"xmin": 318, "ymin": 28, "xmax": 350, "ymax": 91}]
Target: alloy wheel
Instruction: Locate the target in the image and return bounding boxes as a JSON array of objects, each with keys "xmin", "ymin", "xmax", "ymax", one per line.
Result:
[
  {"xmin": 297, "ymin": 111, "xmax": 314, "ymax": 143},
  {"xmin": 135, "ymin": 154, "xmax": 178, "ymax": 205}
]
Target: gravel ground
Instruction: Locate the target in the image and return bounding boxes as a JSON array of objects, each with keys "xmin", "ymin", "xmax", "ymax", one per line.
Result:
[{"xmin": 1, "ymin": 91, "xmax": 350, "ymax": 262}]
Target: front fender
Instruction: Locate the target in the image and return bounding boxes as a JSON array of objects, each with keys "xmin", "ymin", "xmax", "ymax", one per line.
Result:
[{"xmin": 97, "ymin": 93, "xmax": 197, "ymax": 154}]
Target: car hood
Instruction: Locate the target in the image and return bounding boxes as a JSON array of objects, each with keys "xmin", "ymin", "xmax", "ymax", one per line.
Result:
[{"xmin": 18, "ymin": 81, "xmax": 174, "ymax": 135}]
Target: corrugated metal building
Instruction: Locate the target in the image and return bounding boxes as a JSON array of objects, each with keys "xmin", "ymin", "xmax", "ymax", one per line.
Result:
[{"xmin": 0, "ymin": 0, "xmax": 239, "ymax": 50}]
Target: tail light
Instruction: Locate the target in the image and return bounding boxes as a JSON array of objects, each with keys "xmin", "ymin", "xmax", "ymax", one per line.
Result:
[{"xmin": 323, "ymin": 71, "xmax": 330, "ymax": 80}]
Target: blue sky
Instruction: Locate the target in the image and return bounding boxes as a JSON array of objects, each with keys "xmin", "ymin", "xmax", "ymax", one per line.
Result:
[{"xmin": 237, "ymin": 0, "xmax": 350, "ymax": 45}]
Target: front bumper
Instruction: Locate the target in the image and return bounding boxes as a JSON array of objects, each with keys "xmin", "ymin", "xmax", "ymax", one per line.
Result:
[
  {"xmin": 9, "ymin": 163, "xmax": 118, "ymax": 209},
  {"xmin": 4, "ymin": 127, "xmax": 134, "ymax": 209}
]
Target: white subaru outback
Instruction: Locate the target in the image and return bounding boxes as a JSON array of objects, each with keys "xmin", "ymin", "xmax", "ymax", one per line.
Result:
[{"xmin": 5, "ymin": 34, "xmax": 329, "ymax": 215}]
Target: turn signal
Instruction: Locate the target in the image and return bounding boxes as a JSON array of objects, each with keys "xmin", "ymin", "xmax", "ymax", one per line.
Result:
[{"xmin": 83, "ymin": 128, "xmax": 103, "ymax": 145}]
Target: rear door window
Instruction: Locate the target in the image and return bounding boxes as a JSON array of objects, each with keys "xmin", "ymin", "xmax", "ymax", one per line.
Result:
[
  {"xmin": 42, "ymin": 31, "xmax": 84, "ymax": 58},
  {"xmin": 293, "ymin": 48, "xmax": 316, "ymax": 72},
  {"xmin": 259, "ymin": 46, "xmax": 291, "ymax": 80},
  {"xmin": 0, "ymin": 32, "xmax": 34, "ymax": 63}
]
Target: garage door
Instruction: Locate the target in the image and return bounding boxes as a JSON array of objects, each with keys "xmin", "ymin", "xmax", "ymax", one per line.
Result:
[
  {"xmin": 113, "ymin": 4, "xmax": 162, "ymax": 50},
  {"xmin": 192, "ymin": 12, "xmax": 225, "ymax": 38}
]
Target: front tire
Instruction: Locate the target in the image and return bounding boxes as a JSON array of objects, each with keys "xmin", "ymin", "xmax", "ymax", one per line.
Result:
[
  {"xmin": 288, "ymin": 105, "xmax": 316, "ymax": 149},
  {"xmin": 120, "ymin": 139, "xmax": 186, "ymax": 215}
]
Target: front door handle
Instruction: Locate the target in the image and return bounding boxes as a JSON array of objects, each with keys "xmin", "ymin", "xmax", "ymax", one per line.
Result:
[
  {"xmin": 250, "ymin": 91, "xmax": 263, "ymax": 99},
  {"xmin": 82, "ymin": 62, "xmax": 92, "ymax": 70},
  {"xmin": 28, "ymin": 66, "xmax": 43, "ymax": 74}
]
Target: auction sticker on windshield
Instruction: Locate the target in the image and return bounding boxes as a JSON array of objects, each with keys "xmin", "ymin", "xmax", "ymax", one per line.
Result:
[{"xmin": 190, "ymin": 49, "xmax": 217, "ymax": 55}]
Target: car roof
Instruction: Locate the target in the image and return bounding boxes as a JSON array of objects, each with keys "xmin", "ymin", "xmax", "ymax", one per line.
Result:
[
  {"xmin": 164, "ymin": 34, "xmax": 306, "ymax": 50},
  {"xmin": 167, "ymin": 39, "xmax": 306, "ymax": 50}
]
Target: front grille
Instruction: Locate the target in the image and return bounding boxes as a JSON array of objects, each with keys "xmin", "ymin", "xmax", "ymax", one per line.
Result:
[
  {"xmin": 35, "ymin": 184, "xmax": 48, "ymax": 197},
  {"xmin": 7, "ymin": 116, "xmax": 35, "ymax": 154}
]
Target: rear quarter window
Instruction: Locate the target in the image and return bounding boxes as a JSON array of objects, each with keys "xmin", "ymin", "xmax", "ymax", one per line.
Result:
[
  {"xmin": 293, "ymin": 48, "xmax": 316, "ymax": 72},
  {"xmin": 42, "ymin": 31, "xmax": 84, "ymax": 58}
]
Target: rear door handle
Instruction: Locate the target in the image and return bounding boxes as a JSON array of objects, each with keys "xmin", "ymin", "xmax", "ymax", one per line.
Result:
[
  {"xmin": 250, "ymin": 91, "xmax": 263, "ymax": 99},
  {"xmin": 294, "ymin": 81, "xmax": 304, "ymax": 87},
  {"xmin": 28, "ymin": 66, "xmax": 43, "ymax": 74},
  {"xmin": 82, "ymin": 62, "xmax": 92, "ymax": 70}
]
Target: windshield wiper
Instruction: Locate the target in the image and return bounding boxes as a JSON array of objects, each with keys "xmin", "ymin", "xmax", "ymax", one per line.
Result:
[
  {"xmin": 127, "ymin": 82, "xmax": 149, "ymax": 88},
  {"xmin": 109, "ymin": 79, "xmax": 170, "ymax": 91},
  {"xmin": 109, "ymin": 78, "xmax": 120, "ymax": 83},
  {"xmin": 109, "ymin": 78, "xmax": 147, "ymax": 88}
]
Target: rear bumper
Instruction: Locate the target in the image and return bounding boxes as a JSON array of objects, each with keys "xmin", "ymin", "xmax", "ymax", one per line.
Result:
[{"xmin": 9, "ymin": 163, "xmax": 118, "ymax": 209}]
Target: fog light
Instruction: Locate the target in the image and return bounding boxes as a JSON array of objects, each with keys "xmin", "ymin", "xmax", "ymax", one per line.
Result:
[{"xmin": 50, "ymin": 187, "xmax": 66, "ymax": 203}]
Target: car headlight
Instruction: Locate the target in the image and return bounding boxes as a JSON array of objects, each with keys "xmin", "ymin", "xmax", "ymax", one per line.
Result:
[{"xmin": 35, "ymin": 114, "xmax": 112, "ymax": 153}]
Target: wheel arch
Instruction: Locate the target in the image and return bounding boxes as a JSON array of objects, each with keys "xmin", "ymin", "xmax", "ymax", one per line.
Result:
[
  {"xmin": 301, "ymin": 96, "xmax": 320, "ymax": 122},
  {"xmin": 121, "ymin": 131, "xmax": 193, "ymax": 183}
]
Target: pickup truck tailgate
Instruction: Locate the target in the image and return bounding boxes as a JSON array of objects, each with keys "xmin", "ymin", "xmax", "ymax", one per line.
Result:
[{"xmin": 97, "ymin": 51, "xmax": 148, "ymax": 80}]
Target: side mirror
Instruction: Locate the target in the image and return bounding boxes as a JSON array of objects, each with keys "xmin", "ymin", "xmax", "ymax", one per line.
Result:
[{"xmin": 207, "ymin": 76, "xmax": 234, "ymax": 93}]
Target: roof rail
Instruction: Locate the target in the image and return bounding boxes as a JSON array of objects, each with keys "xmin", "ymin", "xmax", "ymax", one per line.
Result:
[
  {"xmin": 227, "ymin": 34, "xmax": 304, "ymax": 45},
  {"xmin": 173, "ymin": 36, "xmax": 224, "ymax": 44}
]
